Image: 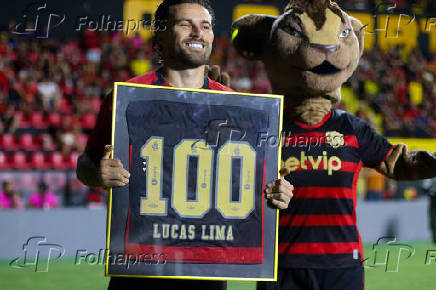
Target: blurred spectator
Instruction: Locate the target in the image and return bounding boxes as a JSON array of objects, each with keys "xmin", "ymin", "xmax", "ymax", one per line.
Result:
[
  {"xmin": 384, "ymin": 179, "xmax": 398, "ymax": 199},
  {"xmin": 28, "ymin": 182, "xmax": 59, "ymax": 209},
  {"xmin": 362, "ymin": 168, "xmax": 386, "ymax": 201},
  {"xmin": 422, "ymin": 178, "xmax": 436, "ymax": 243},
  {"xmin": 86, "ymin": 187, "xmax": 106, "ymax": 209},
  {"xmin": 37, "ymin": 76, "xmax": 61, "ymax": 110},
  {"xmin": 0, "ymin": 181, "xmax": 24, "ymax": 209},
  {"xmin": 0, "ymin": 104, "xmax": 19, "ymax": 134}
]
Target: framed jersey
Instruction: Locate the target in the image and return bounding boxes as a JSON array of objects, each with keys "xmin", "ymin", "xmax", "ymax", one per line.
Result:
[{"xmin": 106, "ymin": 82, "xmax": 283, "ymax": 280}]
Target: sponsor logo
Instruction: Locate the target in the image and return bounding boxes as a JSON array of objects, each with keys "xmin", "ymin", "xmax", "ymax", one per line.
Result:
[
  {"xmin": 325, "ymin": 131, "xmax": 344, "ymax": 149},
  {"xmin": 283, "ymin": 151, "xmax": 342, "ymax": 175}
]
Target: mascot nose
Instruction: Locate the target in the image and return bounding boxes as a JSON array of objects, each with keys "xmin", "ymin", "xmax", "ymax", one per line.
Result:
[{"xmin": 310, "ymin": 43, "xmax": 340, "ymax": 53}]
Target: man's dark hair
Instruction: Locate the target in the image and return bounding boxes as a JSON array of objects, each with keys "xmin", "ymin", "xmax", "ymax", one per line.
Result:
[{"xmin": 152, "ymin": 0, "xmax": 215, "ymax": 63}]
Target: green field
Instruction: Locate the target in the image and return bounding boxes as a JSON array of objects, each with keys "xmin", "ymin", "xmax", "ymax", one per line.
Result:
[{"xmin": 1, "ymin": 242, "xmax": 435, "ymax": 290}]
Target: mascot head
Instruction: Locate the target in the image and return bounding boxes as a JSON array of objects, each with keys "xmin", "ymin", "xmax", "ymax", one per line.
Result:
[{"xmin": 232, "ymin": 0, "xmax": 364, "ymax": 103}]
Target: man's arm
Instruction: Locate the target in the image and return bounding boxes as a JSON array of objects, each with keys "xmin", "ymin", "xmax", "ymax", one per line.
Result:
[
  {"xmin": 76, "ymin": 145, "xmax": 130, "ymax": 189},
  {"xmin": 377, "ymin": 144, "xmax": 436, "ymax": 181}
]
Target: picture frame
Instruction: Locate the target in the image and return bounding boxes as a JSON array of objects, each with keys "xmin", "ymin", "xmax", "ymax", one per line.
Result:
[{"xmin": 106, "ymin": 82, "xmax": 283, "ymax": 280}]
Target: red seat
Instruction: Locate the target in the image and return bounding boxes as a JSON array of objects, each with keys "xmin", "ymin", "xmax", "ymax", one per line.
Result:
[
  {"xmin": 14, "ymin": 112, "xmax": 30, "ymax": 128},
  {"xmin": 18, "ymin": 134, "xmax": 39, "ymax": 151},
  {"xmin": 58, "ymin": 98, "xmax": 72, "ymax": 113},
  {"xmin": 76, "ymin": 133, "xmax": 88, "ymax": 150},
  {"xmin": 47, "ymin": 112, "xmax": 62, "ymax": 128},
  {"xmin": 30, "ymin": 111, "xmax": 47, "ymax": 129},
  {"xmin": 38, "ymin": 133, "xmax": 57, "ymax": 151},
  {"xmin": 48, "ymin": 152, "xmax": 66, "ymax": 169},
  {"xmin": 65, "ymin": 151, "xmax": 80, "ymax": 169},
  {"xmin": 0, "ymin": 134, "xmax": 18, "ymax": 151},
  {"xmin": 30, "ymin": 152, "xmax": 48, "ymax": 169},
  {"xmin": 11, "ymin": 151, "xmax": 30, "ymax": 169},
  {"xmin": 0, "ymin": 152, "xmax": 10, "ymax": 169},
  {"xmin": 80, "ymin": 113, "xmax": 97, "ymax": 129},
  {"xmin": 89, "ymin": 98, "xmax": 102, "ymax": 112}
]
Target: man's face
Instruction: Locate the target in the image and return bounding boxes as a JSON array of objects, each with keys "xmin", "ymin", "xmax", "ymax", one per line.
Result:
[{"xmin": 159, "ymin": 3, "xmax": 214, "ymax": 68}]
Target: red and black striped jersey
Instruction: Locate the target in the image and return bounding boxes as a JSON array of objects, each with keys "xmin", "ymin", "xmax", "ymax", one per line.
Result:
[
  {"xmin": 86, "ymin": 69, "xmax": 233, "ymax": 164},
  {"xmin": 279, "ymin": 109, "xmax": 393, "ymax": 269}
]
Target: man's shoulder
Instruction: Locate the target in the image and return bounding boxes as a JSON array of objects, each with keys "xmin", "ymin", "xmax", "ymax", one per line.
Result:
[
  {"xmin": 207, "ymin": 78, "xmax": 233, "ymax": 92},
  {"xmin": 125, "ymin": 71, "xmax": 158, "ymax": 85}
]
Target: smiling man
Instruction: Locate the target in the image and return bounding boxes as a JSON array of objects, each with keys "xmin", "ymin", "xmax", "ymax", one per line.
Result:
[
  {"xmin": 76, "ymin": 0, "xmax": 292, "ymax": 289},
  {"xmin": 78, "ymin": 2, "xmax": 232, "ymax": 289}
]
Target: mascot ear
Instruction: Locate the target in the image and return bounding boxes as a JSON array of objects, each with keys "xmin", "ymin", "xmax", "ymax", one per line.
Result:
[
  {"xmin": 349, "ymin": 16, "xmax": 364, "ymax": 57},
  {"xmin": 231, "ymin": 15, "xmax": 276, "ymax": 60}
]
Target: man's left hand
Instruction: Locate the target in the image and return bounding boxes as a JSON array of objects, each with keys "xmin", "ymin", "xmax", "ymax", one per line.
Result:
[{"xmin": 265, "ymin": 168, "xmax": 293, "ymax": 210}]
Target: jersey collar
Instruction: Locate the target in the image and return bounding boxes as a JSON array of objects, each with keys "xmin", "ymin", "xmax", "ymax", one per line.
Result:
[
  {"xmin": 154, "ymin": 68, "xmax": 209, "ymax": 89},
  {"xmin": 293, "ymin": 110, "xmax": 333, "ymax": 130}
]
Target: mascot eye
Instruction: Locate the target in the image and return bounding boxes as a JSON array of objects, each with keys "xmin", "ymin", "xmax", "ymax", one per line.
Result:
[
  {"xmin": 339, "ymin": 28, "xmax": 351, "ymax": 38},
  {"xmin": 283, "ymin": 26, "xmax": 302, "ymax": 38}
]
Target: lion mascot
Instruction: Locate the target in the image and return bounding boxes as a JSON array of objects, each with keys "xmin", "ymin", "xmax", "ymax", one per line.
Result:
[{"xmin": 232, "ymin": 0, "xmax": 436, "ymax": 289}]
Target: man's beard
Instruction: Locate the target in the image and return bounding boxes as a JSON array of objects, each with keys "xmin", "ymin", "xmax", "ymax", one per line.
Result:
[
  {"xmin": 177, "ymin": 50, "xmax": 210, "ymax": 67},
  {"xmin": 175, "ymin": 40, "xmax": 211, "ymax": 68}
]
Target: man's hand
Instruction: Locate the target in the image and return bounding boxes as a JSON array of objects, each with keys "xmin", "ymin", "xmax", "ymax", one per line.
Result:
[
  {"xmin": 99, "ymin": 145, "xmax": 130, "ymax": 189},
  {"xmin": 265, "ymin": 168, "xmax": 293, "ymax": 209},
  {"xmin": 205, "ymin": 65, "xmax": 231, "ymax": 87}
]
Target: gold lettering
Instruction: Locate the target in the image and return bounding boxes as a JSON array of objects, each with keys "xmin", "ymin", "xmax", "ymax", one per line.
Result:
[
  {"xmin": 153, "ymin": 223, "xmax": 161, "ymax": 238},
  {"xmin": 171, "ymin": 224, "xmax": 179, "ymax": 239},
  {"xmin": 179, "ymin": 224, "xmax": 187, "ymax": 240},
  {"xmin": 226, "ymin": 225, "xmax": 234, "ymax": 241},
  {"xmin": 215, "ymin": 225, "xmax": 226, "ymax": 241},
  {"xmin": 323, "ymin": 151, "xmax": 328, "ymax": 169},
  {"xmin": 162, "ymin": 224, "xmax": 169, "ymax": 239},
  {"xmin": 300, "ymin": 152, "xmax": 307, "ymax": 169},
  {"xmin": 287, "ymin": 157, "xmax": 300, "ymax": 171},
  {"xmin": 328, "ymin": 156, "xmax": 342, "ymax": 175},
  {"xmin": 201, "ymin": 225, "xmax": 209, "ymax": 240},
  {"xmin": 308, "ymin": 156, "xmax": 322, "ymax": 169}
]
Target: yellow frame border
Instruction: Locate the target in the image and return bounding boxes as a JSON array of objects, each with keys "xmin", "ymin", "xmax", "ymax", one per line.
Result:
[{"xmin": 105, "ymin": 82, "xmax": 284, "ymax": 281}]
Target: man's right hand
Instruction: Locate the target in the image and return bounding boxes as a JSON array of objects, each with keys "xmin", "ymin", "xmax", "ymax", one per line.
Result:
[{"xmin": 99, "ymin": 145, "xmax": 130, "ymax": 189}]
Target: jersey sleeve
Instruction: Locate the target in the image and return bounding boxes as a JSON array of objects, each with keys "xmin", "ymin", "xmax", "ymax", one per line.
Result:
[
  {"xmin": 352, "ymin": 115, "xmax": 393, "ymax": 168},
  {"xmin": 85, "ymin": 91, "xmax": 113, "ymax": 164}
]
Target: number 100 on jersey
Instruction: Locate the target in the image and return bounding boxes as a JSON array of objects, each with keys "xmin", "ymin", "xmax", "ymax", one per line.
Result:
[{"xmin": 107, "ymin": 83, "xmax": 283, "ymax": 280}]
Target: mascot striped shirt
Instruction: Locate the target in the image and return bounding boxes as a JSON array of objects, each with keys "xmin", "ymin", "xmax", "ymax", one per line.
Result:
[{"xmin": 279, "ymin": 109, "xmax": 392, "ymax": 268}]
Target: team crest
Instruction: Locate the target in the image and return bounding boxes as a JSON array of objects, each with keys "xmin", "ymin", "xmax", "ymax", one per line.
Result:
[{"xmin": 325, "ymin": 131, "xmax": 344, "ymax": 149}]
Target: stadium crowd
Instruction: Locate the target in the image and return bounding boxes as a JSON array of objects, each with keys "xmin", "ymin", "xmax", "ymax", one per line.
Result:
[{"xmin": 1, "ymin": 3, "xmax": 436, "ymax": 205}]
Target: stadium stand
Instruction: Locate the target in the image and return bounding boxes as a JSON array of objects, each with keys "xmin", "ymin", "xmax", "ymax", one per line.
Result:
[{"xmin": 1, "ymin": 1, "xmax": 436, "ymax": 205}]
